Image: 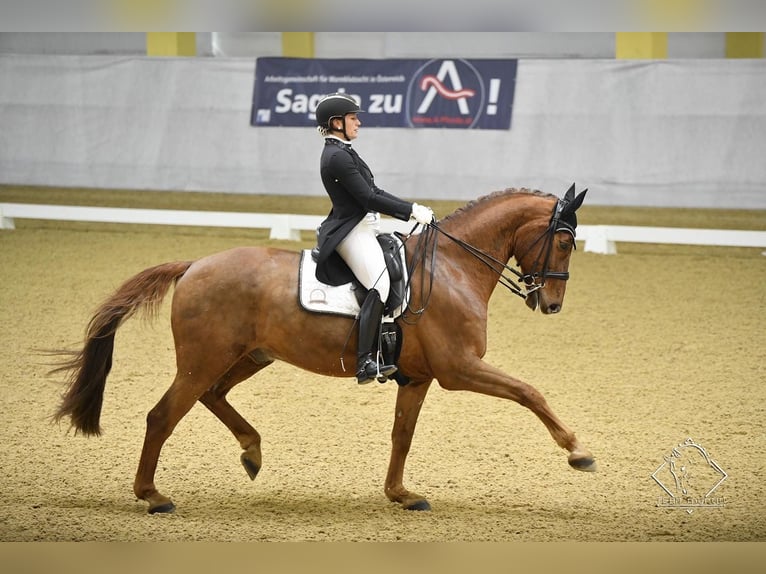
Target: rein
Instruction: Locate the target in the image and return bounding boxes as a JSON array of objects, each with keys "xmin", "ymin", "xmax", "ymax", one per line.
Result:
[
  {"xmin": 401, "ymin": 199, "xmax": 575, "ymax": 312},
  {"xmin": 398, "ymin": 223, "xmax": 439, "ymax": 323},
  {"xmin": 422, "ymin": 223, "xmax": 530, "ymax": 299}
]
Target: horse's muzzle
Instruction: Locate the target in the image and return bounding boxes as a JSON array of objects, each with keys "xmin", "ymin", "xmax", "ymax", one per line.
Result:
[
  {"xmin": 543, "ymin": 303, "xmax": 562, "ymax": 314},
  {"xmin": 527, "ymin": 291, "xmax": 563, "ymax": 314}
]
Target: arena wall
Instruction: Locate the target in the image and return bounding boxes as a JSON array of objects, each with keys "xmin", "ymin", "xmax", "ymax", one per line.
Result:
[
  {"xmin": 1, "ymin": 52, "xmax": 764, "ymax": 208},
  {"xmin": 2, "ymin": 32, "xmax": 760, "ymax": 59}
]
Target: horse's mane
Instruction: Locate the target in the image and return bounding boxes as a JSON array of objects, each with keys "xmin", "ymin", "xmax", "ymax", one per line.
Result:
[{"xmin": 441, "ymin": 187, "xmax": 557, "ymax": 223}]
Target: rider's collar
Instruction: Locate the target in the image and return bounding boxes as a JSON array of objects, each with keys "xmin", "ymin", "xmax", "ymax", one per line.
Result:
[{"xmin": 325, "ymin": 136, "xmax": 352, "ymax": 147}]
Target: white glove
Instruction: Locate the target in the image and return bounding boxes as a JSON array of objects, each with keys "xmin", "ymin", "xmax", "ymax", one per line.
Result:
[{"xmin": 411, "ymin": 203, "xmax": 434, "ymax": 225}]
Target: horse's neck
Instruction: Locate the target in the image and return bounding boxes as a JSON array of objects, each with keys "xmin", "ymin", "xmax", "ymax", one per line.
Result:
[
  {"xmin": 441, "ymin": 193, "xmax": 551, "ymax": 263},
  {"xmin": 433, "ymin": 193, "xmax": 553, "ymax": 300}
]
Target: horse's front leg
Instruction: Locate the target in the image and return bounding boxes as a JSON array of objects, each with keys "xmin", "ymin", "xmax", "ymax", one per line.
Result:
[
  {"xmin": 438, "ymin": 358, "xmax": 597, "ymax": 472},
  {"xmin": 384, "ymin": 380, "xmax": 433, "ymax": 510}
]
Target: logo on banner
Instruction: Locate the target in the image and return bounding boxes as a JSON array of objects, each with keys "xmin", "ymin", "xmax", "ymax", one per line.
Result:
[
  {"xmin": 651, "ymin": 438, "xmax": 728, "ymax": 513},
  {"xmin": 406, "ymin": 59, "xmax": 500, "ymax": 129}
]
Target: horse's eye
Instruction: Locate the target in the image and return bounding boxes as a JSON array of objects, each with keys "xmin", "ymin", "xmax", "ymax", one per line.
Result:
[{"xmin": 558, "ymin": 240, "xmax": 571, "ymax": 251}]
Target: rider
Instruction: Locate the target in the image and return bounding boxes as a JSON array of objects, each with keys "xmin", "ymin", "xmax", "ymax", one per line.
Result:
[{"xmin": 313, "ymin": 92, "xmax": 435, "ymax": 384}]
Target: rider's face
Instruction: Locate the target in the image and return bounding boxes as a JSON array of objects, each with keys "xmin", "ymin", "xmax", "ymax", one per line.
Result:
[{"xmin": 338, "ymin": 113, "xmax": 361, "ymax": 140}]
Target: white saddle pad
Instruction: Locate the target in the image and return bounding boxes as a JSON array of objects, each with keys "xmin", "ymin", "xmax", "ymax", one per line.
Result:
[
  {"xmin": 298, "ymin": 250, "xmax": 407, "ymax": 319},
  {"xmin": 299, "ymin": 251, "xmax": 364, "ymax": 317}
]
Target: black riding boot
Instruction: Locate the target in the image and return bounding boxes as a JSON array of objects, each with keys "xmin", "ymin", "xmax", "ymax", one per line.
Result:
[{"xmin": 356, "ymin": 289, "xmax": 397, "ymax": 384}]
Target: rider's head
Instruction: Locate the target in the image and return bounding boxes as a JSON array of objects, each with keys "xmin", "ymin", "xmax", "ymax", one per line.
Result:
[{"xmin": 315, "ymin": 93, "xmax": 363, "ymax": 140}]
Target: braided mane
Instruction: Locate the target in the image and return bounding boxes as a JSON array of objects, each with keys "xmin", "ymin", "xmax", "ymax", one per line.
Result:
[{"xmin": 441, "ymin": 188, "xmax": 556, "ymax": 223}]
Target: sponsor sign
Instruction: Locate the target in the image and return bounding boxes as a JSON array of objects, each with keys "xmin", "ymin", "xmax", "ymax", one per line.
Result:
[{"xmin": 251, "ymin": 57, "xmax": 518, "ymax": 130}]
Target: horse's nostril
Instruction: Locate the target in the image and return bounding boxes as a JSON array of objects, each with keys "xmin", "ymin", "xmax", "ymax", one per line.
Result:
[{"xmin": 548, "ymin": 304, "xmax": 561, "ymax": 314}]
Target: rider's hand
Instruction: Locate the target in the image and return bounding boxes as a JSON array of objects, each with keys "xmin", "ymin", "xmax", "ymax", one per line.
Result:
[{"xmin": 411, "ymin": 203, "xmax": 434, "ymax": 225}]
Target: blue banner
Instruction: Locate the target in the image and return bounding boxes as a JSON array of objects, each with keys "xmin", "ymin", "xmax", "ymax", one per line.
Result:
[{"xmin": 251, "ymin": 57, "xmax": 517, "ymax": 130}]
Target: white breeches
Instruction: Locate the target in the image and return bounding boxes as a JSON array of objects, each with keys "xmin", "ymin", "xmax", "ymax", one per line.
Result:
[{"xmin": 336, "ymin": 212, "xmax": 390, "ymax": 303}]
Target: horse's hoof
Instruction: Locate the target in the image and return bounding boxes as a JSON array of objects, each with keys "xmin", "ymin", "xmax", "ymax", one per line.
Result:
[
  {"xmin": 403, "ymin": 499, "xmax": 431, "ymax": 511},
  {"xmin": 241, "ymin": 452, "xmax": 261, "ymax": 480},
  {"xmin": 148, "ymin": 501, "xmax": 176, "ymax": 514},
  {"xmin": 568, "ymin": 452, "xmax": 598, "ymax": 472}
]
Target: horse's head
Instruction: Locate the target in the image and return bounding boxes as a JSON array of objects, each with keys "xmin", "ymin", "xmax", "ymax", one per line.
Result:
[{"xmin": 516, "ymin": 184, "xmax": 587, "ymax": 314}]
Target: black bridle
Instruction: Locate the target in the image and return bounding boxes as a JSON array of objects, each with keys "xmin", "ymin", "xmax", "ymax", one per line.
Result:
[
  {"xmin": 403, "ymin": 198, "xmax": 576, "ymax": 310},
  {"xmin": 511, "ymin": 196, "xmax": 577, "ymax": 292}
]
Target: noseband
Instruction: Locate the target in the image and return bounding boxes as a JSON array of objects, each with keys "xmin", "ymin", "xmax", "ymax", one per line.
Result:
[{"xmin": 418, "ymin": 198, "xmax": 575, "ymax": 301}]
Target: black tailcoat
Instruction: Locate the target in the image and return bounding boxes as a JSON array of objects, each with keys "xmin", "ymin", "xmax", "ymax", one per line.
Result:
[{"xmin": 315, "ymin": 138, "xmax": 413, "ymax": 285}]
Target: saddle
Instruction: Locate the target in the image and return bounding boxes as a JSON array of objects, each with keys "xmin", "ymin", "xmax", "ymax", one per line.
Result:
[
  {"xmin": 299, "ymin": 233, "xmax": 410, "ymax": 386},
  {"xmin": 302, "ymin": 233, "xmax": 408, "ymax": 318}
]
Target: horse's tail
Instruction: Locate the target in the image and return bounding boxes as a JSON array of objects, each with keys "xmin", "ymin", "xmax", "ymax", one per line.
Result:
[{"xmin": 50, "ymin": 260, "xmax": 193, "ymax": 437}]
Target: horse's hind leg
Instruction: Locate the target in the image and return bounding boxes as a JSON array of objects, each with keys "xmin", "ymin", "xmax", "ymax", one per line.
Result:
[
  {"xmin": 133, "ymin": 371, "xmax": 215, "ymax": 514},
  {"xmin": 198, "ymin": 352, "xmax": 273, "ymax": 481}
]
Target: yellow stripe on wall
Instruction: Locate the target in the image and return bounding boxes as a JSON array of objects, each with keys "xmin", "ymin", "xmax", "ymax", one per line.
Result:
[
  {"xmin": 616, "ymin": 33, "xmax": 668, "ymax": 59},
  {"xmin": 282, "ymin": 32, "xmax": 314, "ymax": 58},
  {"xmin": 146, "ymin": 33, "xmax": 196, "ymax": 57},
  {"xmin": 725, "ymin": 32, "xmax": 764, "ymax": 58}
]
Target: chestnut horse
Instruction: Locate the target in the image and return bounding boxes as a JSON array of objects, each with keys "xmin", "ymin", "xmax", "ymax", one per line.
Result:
[{"xmin": 52, "ymin": 185, "xmax": 595, "ymax": 514}]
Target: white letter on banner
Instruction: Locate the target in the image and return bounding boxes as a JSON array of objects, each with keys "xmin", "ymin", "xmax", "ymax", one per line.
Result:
[{"xmin": 275, "ymin": 89, "xmax": 293, "ymax": 113}]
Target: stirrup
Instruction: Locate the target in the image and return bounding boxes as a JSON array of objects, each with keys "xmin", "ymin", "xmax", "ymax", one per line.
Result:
[{"xmin": 356, "ymin": 357, "xmax": 397, "ymax": 384}]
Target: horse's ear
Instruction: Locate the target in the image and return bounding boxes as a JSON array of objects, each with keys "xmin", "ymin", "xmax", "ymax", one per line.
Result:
[
  {"xmin": 564, "ymin": 182, "xmax": 576, "ymax": 202},
  {"xmin": 571, "ymin": 188, "xmax": 587, "ymax": 212},
  {"xmin": 558, "ymin": 185, "xmax": 587, "ymax": 230},
  {"xmin": 560, "ymin": 185, "xmax": 586, "ymax": 217}
]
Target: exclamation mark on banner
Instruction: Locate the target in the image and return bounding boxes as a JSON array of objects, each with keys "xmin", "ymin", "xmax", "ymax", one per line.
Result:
[{"xmin": 486, "ymin": 79, "xmax": 501, "ymax": 116}]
